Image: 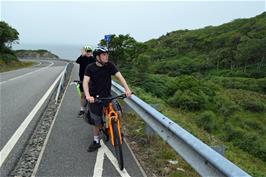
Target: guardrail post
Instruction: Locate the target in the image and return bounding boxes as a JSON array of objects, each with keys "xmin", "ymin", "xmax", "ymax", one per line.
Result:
[
  {"xmin": 211, "ymin": 145, "xmax": 225, "ymax": 156},
  {"xmin": 55, "ymin": 63, "xmax": 69, "ymax": 104}
]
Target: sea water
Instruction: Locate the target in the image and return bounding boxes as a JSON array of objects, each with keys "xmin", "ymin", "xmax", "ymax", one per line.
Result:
[{"xmin": 12, "ymin": 43, "xmax": 91, "ymax": 61}]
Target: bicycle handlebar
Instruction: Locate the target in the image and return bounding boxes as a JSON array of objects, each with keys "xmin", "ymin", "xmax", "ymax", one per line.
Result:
[
  {"xmin": 73, "ymin": 80, "xmax": 82, "ymax": 84},
  {"xmin": 94, "ymin": 93, "xmax": 133, "ymax": 104}
]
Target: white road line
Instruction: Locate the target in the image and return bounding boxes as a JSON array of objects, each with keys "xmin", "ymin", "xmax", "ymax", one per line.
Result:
[
  {"xmin": 0, "ymin": 69, "xmax": 64, "ymax": 167},
  {"xmin": 93, "ymin": 144, "xmax": 105, "ymax": 177},
  {"xmin": 93, "ymin": 140, "xmax": 131, "ymax": 177},
  {"xmin": 31, "ymin": 66, "xmax": 74, "ymax": 177},
  {"xmin": 0, "ymin": 61, "xmax": 54, "ymax": 85},
  {"xmin": 124, "ymin": 139, "xmax": 147, "ymax": 177},
  {"xmin": 33, "ymin": 62, "xmax": 42, "ymax": 67}
]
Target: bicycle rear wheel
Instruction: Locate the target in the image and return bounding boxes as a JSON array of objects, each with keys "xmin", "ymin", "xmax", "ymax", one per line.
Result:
[{"xmin": 111, "ymin": 119, "xmax": 124, "ymax": 170}]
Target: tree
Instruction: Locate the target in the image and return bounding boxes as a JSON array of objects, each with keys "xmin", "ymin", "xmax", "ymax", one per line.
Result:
[
  {"xmin": 0, "ymin": 21, "xmax": 19, "ymax": 52},
  {"xmin": 132, "ymin": 54, "xmax": 151, "ymax": 84},
  {"xmin": 236, "ymin": 38, "xmax": 266, "ymax": 72},
  {"xmin": 0, "ymin": 21, "xmax": 19, "ymax": 62},
  {"xmin": 99, "ymin": 34, "xmax": 145, "ymax": 67}
]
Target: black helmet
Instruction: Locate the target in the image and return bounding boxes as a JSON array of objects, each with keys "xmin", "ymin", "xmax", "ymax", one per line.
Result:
[{"xmin": 93, "ymin": 46, "xmax": 108, "ymax": 57}]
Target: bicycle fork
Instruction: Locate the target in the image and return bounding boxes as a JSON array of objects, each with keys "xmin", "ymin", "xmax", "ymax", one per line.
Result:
[{"xmin": 109, "ymin": 117, "xmax": 123, "ymax": 146}]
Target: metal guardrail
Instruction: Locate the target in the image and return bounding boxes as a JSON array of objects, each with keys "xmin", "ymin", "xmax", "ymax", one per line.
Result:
[
  {"xmin": 55, "ymin": 63, "xmax": 69, "ymax": 104},
  {"xmin": 111, "ymin": 81, "xmax": 251, "ymax": 177}
]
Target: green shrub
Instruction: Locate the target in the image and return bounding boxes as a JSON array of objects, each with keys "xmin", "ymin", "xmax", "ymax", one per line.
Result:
[
  {"xmin": 195, "ymin": 111, "xmax": 217, "ymax": 133},
  {"xmin": 213, "ymin": 94, "xmax": 240, "ymax": 117},
  {"xmin": 150, "ymin": 55, "xmax": 212, "ymax": 76},
  {"xmin": 226, "ymin": 89, "xmax": 266, "ymax": 112},
  {"xmin": 140, "ymin": 74, "xmax": 177, "ymax": 98},
  {"xmin": 241, "ymin": 119, "xmax": 265, "ymax": 132},
  {"xmin": 0, "ymin": 53, "xmax": 17, "ymax": 63},
  {"xmin": 168, "ymin": 89, "xmax": 208, "ymax": 111},
  {"xmin": 234, "ymin": 133, "xmax": 266, "ymax": 161},
  {"xmin": 211, "ymin": 76, "xmax": 266, "ymax": 94},
  {"xmin": 243, "ymin": 99, "xmax": 266, "ymax": 112},
  {"xmin": 224, "ymin": 124, "xmax": 266, "ymax": 161},
  {"xmin": 223, "ymin": 124, "xmax": 243, "ymax": 141}
]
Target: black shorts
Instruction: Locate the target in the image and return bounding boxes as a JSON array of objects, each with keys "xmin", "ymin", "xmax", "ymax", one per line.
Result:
[
  {"xmin": 87, "ymin": 103, "xmax": 104, "ymax": 126},
  {"xmin": 86, "ymin": 99, "xmax": 122, "ymax": 126}
]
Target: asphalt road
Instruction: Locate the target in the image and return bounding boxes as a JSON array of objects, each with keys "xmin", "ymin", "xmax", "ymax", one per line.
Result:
[
  {"xmin": 34, "ymin": 64, "xmax": 144, "ymax": 177},
  {"xmin": 0, "ymin": 59, "xmax": 67, "ymax": 176}
]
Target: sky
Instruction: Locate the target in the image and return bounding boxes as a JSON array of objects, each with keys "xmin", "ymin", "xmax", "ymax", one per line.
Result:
[{"xmin": 1, "ymin": 0, "xmax": 265, "ymax": 59}]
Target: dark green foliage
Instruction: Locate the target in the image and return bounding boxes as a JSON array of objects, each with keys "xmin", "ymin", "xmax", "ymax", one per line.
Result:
[
  {"xmin": 227, "ymin": 89, "xmax": 266, "ymax": 112},
  {"xmin": 98, "ymin": 12, "xmax": 266, "ymax": 164},
  {"xmin": 151, "ymin": 55, "xmax": 213, "ymax": 76},
  {"xmin": 0, "ymin": 53, "xmax": 17, "ymax": 63},
  {"xmin": 213, "ymin": 94, "xmax": 240, "ymax": 118},
  {"xmin": 146, "ymin": 12, "xmax": 266, "ymax": 75},
  {"xmin": 224, "ymin": 125, "xmax": 266, "ymax": 161},
  {"xmin": 135, "ymin": 75, "xmax": 216, "ymax": 111},
  {"xmin": 210, "ymin": 76, "xmax": 266, "ymax": 94},
  {"xmin": 195, "ymin": 111, "xmax": 217, "ymax": 133},
  {"xmin": 99, "ymin": 34, "xmax": 146, "ymax": 67},
  {"xmin": 0, "ymin": 21, "xmax": 19, "ymax": 49},
  {"xmin": 165, "ymin": 76, "xmax": 216, "ymax": 111},
  {"xmin": 168, "ymin": 89, "xmax": 208, "ymax": 111},
  {"xmin": 0, "ymin": 21, "xmax": 19, "ymax": 62},
  {"xmin": 243, "ymin": 99, "xmax": 265, "ymax": 112}
]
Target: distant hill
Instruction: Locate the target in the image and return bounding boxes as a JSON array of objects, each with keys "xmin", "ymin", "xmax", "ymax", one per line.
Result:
[
  {"xmin": 15, "ymin": 49, "xmax": 59, "ymax": 59},
  {"xmin": 141, "ymin": 12, "xmax": 265, "ymax": 77},
  {"xmin": 105, "ymin": 12, "xmax": 266, "ymax": 176}
]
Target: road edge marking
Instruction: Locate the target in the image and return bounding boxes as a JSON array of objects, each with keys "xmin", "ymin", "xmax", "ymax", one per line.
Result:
[
  {"xmin": 31, "ymin": 64, "xmax": 73, "ymax": 177},
  {"xmin": 123, "ymin": 138, "xmax": 147, "ymax": 177},
  {"xmin": 0, "ymin": 66, "xmax": 63, "ymax": 167}
]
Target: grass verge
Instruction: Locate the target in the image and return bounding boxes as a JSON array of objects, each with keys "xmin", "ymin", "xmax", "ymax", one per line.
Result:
[
  {"xmin": 121, "ymin": 87, "xmax": 266, "ymax": 177},
  {"xmin": 0, "ymin": 60, "xmax": 35, "ymax": 72},
  {"xmin": 123, "ymin": 111, "xmax": 200, "ymax": 177}
]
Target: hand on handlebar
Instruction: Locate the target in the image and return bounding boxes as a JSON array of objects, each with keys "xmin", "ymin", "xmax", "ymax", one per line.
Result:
[
  {"xmin": 86, "ymin": 96, "xmax": 95, "ymax": 103},
  {"xmin": 125, "ymin": 89, "xmax": 132, "ymax": 98}
]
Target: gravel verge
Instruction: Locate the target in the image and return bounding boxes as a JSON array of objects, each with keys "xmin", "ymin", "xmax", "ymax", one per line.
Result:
[{"xmin": 9, "ymin": 62, "xmax": 73, "ymax": 177}]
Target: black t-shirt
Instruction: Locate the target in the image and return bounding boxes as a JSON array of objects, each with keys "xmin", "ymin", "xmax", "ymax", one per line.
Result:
[
  {"xmin": 76, "ymin": 55, "xmax": 95, "ymax": 79},
  {"xmin": 84, "ymin": 62, "xmax": 118, "ymax": 97}
]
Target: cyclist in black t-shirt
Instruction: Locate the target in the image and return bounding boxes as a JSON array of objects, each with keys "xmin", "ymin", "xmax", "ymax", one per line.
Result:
[
  {"xmin": 83, "ymin": 46, "xmax": 132, "ymax": 152},
  {"xmin": 76, "ymin": 45, "xmax": 95, "ymax": 117}
]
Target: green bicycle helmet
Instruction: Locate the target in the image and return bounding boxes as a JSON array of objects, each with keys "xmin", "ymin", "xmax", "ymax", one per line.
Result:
[{"xmin": 84, "ymin": 45, "xmax": 92, "ymax": 52}]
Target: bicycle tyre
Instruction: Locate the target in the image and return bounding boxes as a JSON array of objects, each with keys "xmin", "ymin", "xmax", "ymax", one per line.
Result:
[{"xmin": 111, "ymin": 119, "xmax": 124, "ymax": 170}]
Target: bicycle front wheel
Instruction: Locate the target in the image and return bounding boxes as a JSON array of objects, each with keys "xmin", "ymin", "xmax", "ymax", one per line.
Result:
[{"xmin": 111, "ymin": 119, "xmax": 124, "ymax": 170}]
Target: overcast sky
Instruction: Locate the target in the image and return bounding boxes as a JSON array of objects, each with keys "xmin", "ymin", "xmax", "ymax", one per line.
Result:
[{"xmin": 1, "ymin": 1, "xmax": 265, "ymax": 47}]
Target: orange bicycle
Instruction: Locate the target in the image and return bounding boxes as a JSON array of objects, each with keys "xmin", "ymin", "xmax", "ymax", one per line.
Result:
[{"xmin": 95, "ymin": 93, "xmax": 129, "ymax": 170}]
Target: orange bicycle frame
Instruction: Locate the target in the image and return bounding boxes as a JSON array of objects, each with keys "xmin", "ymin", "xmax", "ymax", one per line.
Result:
[{"xmin": 103, "ymin": 102, "xmax": 123, "ymax": 146}]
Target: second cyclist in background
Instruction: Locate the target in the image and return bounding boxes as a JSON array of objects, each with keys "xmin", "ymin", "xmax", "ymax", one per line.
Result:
[{"xmin": 76, "ymin": 45, "xmax": 95, "ymax": 117}]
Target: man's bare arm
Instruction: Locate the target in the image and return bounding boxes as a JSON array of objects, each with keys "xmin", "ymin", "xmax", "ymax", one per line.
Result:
[
  {"xmin": 115, "ymin": 72, "xmax": 132, "ymax": 97},
  {"xmin": 83, "ymin": 76, "xmax": 94, "ymax": 103}
]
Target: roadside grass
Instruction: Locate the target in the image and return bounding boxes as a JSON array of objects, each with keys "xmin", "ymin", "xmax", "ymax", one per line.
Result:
[
  {"xmin": 0, "ymin": 59, "xmax": 35, "ymax": 72},
  {"xmin": 122, "ymin": 87, "xmax": 266, "ymax": 177},
  {"xmin": 123, "ymin": 112, "xmax": 199, "ymax": 177}
]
